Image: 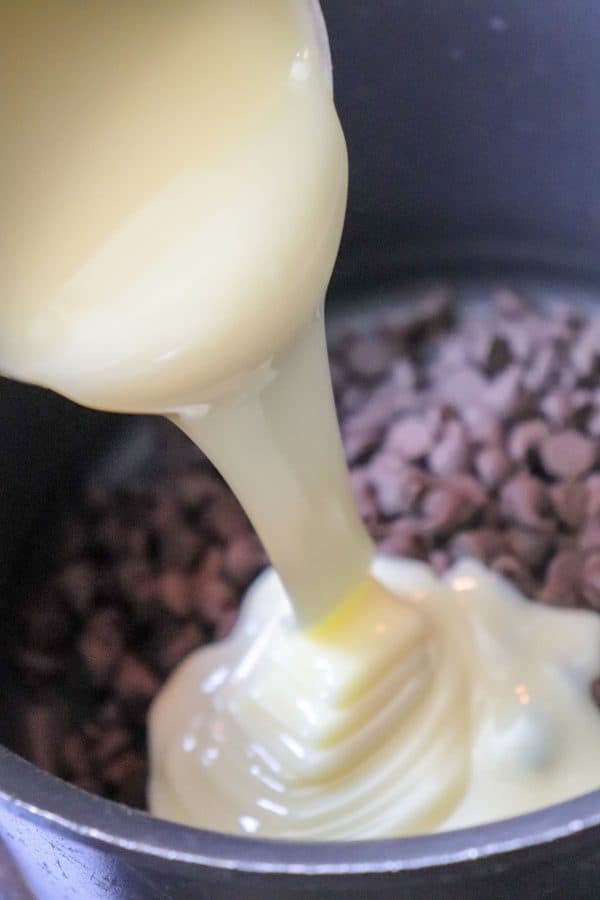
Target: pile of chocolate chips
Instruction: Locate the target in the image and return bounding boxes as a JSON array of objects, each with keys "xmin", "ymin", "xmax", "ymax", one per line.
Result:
[{"xmin": 10, "ymin": 282, "xmax": 600, "ymax": 810}]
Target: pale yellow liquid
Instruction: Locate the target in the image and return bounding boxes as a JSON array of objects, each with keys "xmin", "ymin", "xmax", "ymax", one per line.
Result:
[
  {"xmin": 1, "ymin": 1, "xmax": 343, "ymax": 414},
  {"xmin": 2, "ymin": 0, "xmax": 599, "ymax": 841},
  {"xmin": 150, "ymin": 558, "xmax": 600, "ymax": 839},
  {"xmin": 0, "ymin": 0, "xmax": 372, "ymax": 625}
]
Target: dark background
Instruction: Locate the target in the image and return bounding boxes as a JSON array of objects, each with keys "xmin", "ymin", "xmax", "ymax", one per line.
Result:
[{"xmin": 323, "ymin": 0, "xmax": 600, "ymax": 290}]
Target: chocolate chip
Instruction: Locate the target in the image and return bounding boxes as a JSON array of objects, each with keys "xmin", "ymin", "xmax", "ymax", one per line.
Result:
[
  {"xmin": 155, "ymin": 571, "xmax": 192, "ymax": 619},
  {"xmin": 524, "ymin": 346, "xmax": 557, "ymax": 393},
  {"xmin": 378, "ymin": 521, "xmax": 423, "ymax": 558},
  {"xmin": 103, "ymin": 750, "xmax": 146, "ymax": 789},
  {"xmin": 581, "ymin": 522, "xmax": 600, "ymax": 554},
  {"xmin": 421, "ymin": 486, "xmax": 470, "ymax": 536},
  {"xmin": 446, "ymin": 474, "xmax": 487, "ymax": 512},
  {"xmin": 539, "ymin": 430, "xmax": 596, "ymax": 479},
  {"xmin": 340, "ymin": 385, "xmax": 368, "ymax": 415},
  {"xmin": 541, "ymin": 551, "xmax": 583, "ymax": 607},
  {"xmin": 78, "ymin": 608, "xmax": 125, "ymax": 686},
  {"xmin": 20, "ymin": 600, "xmax": 74, "ymax": 653},
  {"xmin": 497, "ymin": 322, "xmax": 534, "ymax": 362},
  {"xmin": 159, "ymin": 525, "xmax": 201, "ymax": 569},
  {"xmin": 121, "ymin": 573, "xmax": 156, "ymax": 622},
  {"xmin": 214, "ymin": 608, "xmax": 240, "ymax": 641},
  {"xmin": 192, "ymin": 576, "xmax": 237, "ymax": 625},
  {"xmin": 586, "ymin": 474, "xmax": 600, "ymax": 519},
  {"xmin": 390, "ymin": 360, "xmax": 417, "ymax": 391},
  {"xmin": 56, "ymin": 560, "xmax": 96, "ymax": 615},
  {"xmin": 421, "ymin": 475, "xmax": 485, "ymax": 540},
  {"xmin": 474, "ymin": 447, "xmax": 511, "ymax": 490},
  {"xmin": 91, "ymin": 728, "xmax": 132, "ymax": 767},
  {"xmin": 431, "ymin": 335, "xmax": 469, "ymax": 375},
  {"xmin": 118, "ymin": 558, "xmax": 151, "ymax": 594},
  {"xmin": 440, "ymin": 368, "xmax": 488, "ymax": 408},
  {"xmin": 123, "ymin": 527, "xmax": 148, "ymax": 558},
  {"xmin": 550, "ymin": 481, "xmax": 588, "ymax": 531},
  {"xmin": 207, "ymin": 495, "xmax": 249, "ymax": 541},
  {"xmin": 491, "ymin": 555, "xmax": 535, "ymax": 596},
  {"xmin": 73, "ymin": 774, "xmax": 102, "ymax": 795},
  {"xmin": 506, "ymin": 528, "xmax": 555, "ymax": 571},
  {"xmin": 114, "ymin": 757, "xmax": 148, "ymax": 809},
  {"xmin": 199, "ymin": 546, "xmax": 224, "ymax": 579},
  {"xmin": 22, "ymin": 702, "xmax": 65, "ymax": 774},
  {"xmin": 500, "ymin": 474, "xmax": 554, "ymax": 532},
  {"xmin": 423, "ymin": 404, "xmax": 452, "ymax": 438},
  {"xmin": 461, "ymin": 406, "xmax": 503, "ymax": 446},
  {"xmin": 223, "ymin": 534, "xmax": 266, "ymax": 587},
  {"xmin": 581, "ymin": 554, "xmax": 600, "ymax": 610},
  {"xmin": 568, "ymin": 391, "xmax": 595, "ymax": 431},
  {"xmin": 16, "ymin": 648, "xmax": 70, "ymax": 678},
  {"xmin": 384, "ymin": 285, "xmax": 452, "ymax": 343},
  {"xmin": 571, "ymin": 331, "xmax": 600, "ymax": 381},
  {"xmin": 93, "ymin": 515, "xmax": 127, "ymax": 557},
  {"xmin": 347, "ymin": 336, "xmax": 393, "ymax": 380},
  {"xmin": 61, "ymin": 733, "xmax": 90, "ymax": 777},
  {"xmin": 372, "ymin": 380, "xmax": 416, "ymax": 419},
  {"xmin": 343, "ymin": 423, "xmax": 381, "ymax": 464},
  {"xmin": 82, "ymin": 700, "xmax": 122, "ymax": 741},
  {"xmin": 429, "ymin": 421, "xmax": 470, "ymax": 476},
  {"xmin": 175, "ymin": 469, "xmax": 220, "ymax": 509},
  {"xmin": 369, "ymin": 458, "xmax": 429, "ymax": 518},
  {"xmin": 474, "ymin": 333, "xmax": 512, "ymax": 377},
  {"xmin": 540, "ymin": 390, "xmax": 572, "ymax": 426},
  {"xmin": 114, "ymin": 655, "xmax": 160, "ymax": 704},
  {"xmin": 450, "ymin": 529, "xmax": 506, "ymax": 564},
  {"xmin": 150, "ymin": 492, "xmax": 180, "ymax": 532},
  {"xmin": 158, "ymin": 622, "xmax": 204, "ymax": 672},
  {"xmin": 429, "ymin": 551, "xmax": 450, "ymax": 575},
  {"xmin": 507, "ymin": 420, "xmax": 549, "ymax": 465},
  {"xmin": 345, "ymin": 402, "xmax": 394, "ymax": 441},
  {"xmin": 350, "ymin": 468, "xmax": 379, "ymax": 523},
  {"xmin": 588, "ymin": 408, "xmax": 600, "ymax": 438},
  {"xmin": 385, "ymin": 417, "xmax": 434, "ymax": 461},
  {"xmin": 486, "ymin": 365, "xmax": 530, "ymax": 420}
]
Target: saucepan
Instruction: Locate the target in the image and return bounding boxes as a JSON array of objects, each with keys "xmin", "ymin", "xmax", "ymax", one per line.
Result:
[{"xmin": 1, "ymin": 2, "xmax": 599, "ymax": 897}]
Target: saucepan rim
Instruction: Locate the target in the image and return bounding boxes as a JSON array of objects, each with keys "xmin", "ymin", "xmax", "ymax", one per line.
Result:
[{"xmin": 0, "ymin": 746, "xmax": 598, "ymax": 876}]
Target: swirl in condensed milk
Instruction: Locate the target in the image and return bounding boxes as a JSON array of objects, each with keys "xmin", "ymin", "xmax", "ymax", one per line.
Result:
[{"xmin": 149, "ymin": 559, "xmax": 600, "ymax": 838}]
